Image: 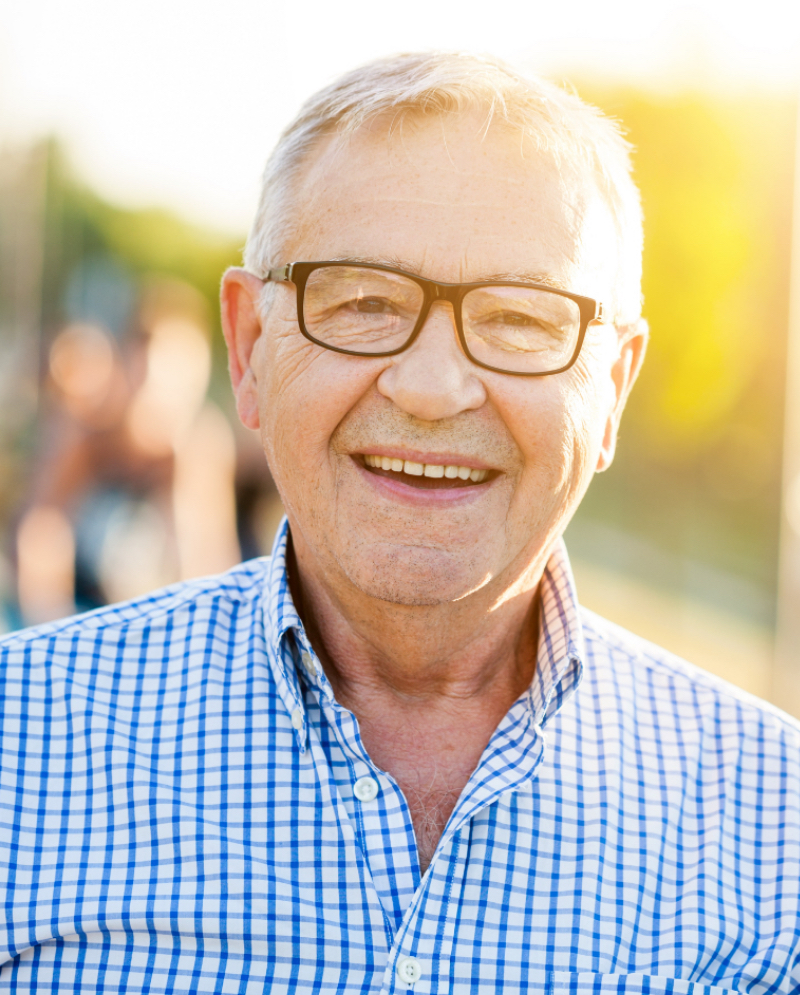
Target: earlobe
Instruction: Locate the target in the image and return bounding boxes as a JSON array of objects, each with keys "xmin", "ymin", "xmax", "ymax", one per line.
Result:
[
  {"xmin": 596, "ymin": 411, "xmax": 620, "ymax": 472},
  {"xmin": 220, "ymin": 267, "xmax": 266, "ymax": 431}
]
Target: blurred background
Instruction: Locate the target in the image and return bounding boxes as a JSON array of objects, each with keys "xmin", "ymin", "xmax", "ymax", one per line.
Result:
[{"xmin": 1, "ymin": 0, "xmax": 799, "ymax": 713}]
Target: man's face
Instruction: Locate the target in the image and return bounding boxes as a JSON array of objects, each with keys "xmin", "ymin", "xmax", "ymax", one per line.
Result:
[{"xmin": 226, "ymin": 113, "xmax": 643, "ymax": 606}]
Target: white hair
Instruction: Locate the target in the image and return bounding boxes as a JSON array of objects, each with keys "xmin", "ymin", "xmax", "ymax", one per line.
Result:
[{"xmin": 244, "ymin": 52, "xmax": 643, "ymax": 324}]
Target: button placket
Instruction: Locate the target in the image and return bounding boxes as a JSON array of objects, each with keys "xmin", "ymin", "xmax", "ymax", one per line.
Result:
[{"xmin": 314, "ymin": 688, "xmax": 421, "ymax": 927}]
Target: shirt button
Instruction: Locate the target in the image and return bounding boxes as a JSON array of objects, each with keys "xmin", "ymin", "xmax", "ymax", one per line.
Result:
[
  {"xmin": 301, "ymin": 651, "xmax": 315, "ymax": 676},
  {"xmin": 353, "ymin": 776, "xmax": 379, "ymax": 802},
  {"xmin": 396, "ymin": 956, "xmax": 422, "ymax": 985},
  {"xmin": 291, "ymin": 708, "xmax": 303, "ymax": 730}
]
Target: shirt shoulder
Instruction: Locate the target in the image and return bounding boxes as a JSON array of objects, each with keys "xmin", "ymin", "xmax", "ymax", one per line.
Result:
[
  {"xmin": 579, "ymin": 605, "xmax": 800, "ymax": 749},
  {"xmin": 0, "ymin": 557, "xmax": 272, "ymax": 678}
]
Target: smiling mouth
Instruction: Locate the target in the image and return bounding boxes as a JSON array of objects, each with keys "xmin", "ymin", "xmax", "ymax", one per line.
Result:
[{"xmin": 358, "ymin": 454, "xmax": 496, "ymax": 489}]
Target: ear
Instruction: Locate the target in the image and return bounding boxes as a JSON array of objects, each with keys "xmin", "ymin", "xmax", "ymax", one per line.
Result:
[
  {"xmin": 220, "ymin": 267, "xmax": 265, "ymax": 430},
  {"xmin": 596, "ymin": 319, "xmax": 648, "ymax": 472}
]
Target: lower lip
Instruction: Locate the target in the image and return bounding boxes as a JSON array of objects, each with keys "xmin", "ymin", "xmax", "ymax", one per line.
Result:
[{"xmin": 353, "ymin": 457, "xmax": 496, "ymax": 506}]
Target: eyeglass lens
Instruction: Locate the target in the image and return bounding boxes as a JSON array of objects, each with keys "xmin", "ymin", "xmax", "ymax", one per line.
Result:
[{"xmin": 302, "ymin": 265, "xmax": 581, "ymax": 374}]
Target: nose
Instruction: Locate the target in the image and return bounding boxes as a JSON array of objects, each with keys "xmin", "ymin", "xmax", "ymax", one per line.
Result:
[{"xmin": 376, "ymin": 302, "xmax": 487, "ymax": 422}]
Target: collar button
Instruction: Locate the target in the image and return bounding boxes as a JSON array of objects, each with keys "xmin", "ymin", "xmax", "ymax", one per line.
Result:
[{"xmin": 353, "ymin": 776, "xmax": 379, "ymax": 802}]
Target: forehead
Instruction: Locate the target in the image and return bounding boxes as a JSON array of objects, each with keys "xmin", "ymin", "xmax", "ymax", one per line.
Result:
[{"xmin": 286, "ymin": 111, "xmax": 617, "ymax": 296}]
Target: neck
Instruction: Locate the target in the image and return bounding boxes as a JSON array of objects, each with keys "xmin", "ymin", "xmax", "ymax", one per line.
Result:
[{"xmin": 288, "ymin": 527, "xmax": 546, "ymax": 711}]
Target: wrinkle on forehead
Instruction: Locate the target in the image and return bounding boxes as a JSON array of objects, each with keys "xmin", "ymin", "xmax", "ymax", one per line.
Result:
[
  {"xmin": 308, "ymin": 109, "xmax": 593, "ymax": 202},
  {"xmin": 297, "ymin": 109, "xmax": 586, "ymax": 214}
]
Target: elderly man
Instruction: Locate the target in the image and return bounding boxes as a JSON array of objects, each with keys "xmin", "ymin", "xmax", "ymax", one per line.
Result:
[{"xmin": 1, "ymin": 53, "xmax": 798, "ymax": 993}]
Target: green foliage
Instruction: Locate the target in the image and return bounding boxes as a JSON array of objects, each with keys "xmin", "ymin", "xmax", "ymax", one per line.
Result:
[
  {"xmin": 39, "ymin": 141, "xmax": 243, "ymax": 356},
  {"xmin": 569, "ymin": 88, "xmax": 796, "ymax": 618}
]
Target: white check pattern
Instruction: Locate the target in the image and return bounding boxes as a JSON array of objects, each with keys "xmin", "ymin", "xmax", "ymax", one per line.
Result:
[{"xmin": 0, "ymin": 518, "xmax": 798, "ymax": 994}]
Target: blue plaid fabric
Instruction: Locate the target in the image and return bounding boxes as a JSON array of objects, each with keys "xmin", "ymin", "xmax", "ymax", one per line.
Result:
[{"xmin": 0, "ymin": 517, "xmax": 798, "ymax": 993}]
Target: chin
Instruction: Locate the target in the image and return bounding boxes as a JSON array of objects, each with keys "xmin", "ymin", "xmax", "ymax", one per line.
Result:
[{"xmin": 339, "ymin": 543, "xmax": 491, "ymax": 607}]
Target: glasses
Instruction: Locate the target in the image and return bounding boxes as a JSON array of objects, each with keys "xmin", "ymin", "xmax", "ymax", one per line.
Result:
[{"xmin": 265, "ymin": 261, "xmax": 604, "ymax": 377}]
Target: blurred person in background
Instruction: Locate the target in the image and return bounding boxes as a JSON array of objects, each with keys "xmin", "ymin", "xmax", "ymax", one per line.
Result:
[
  {"xmin": 14, "ymin": 278, "xmax": 241, "ymax": 625},
  {"xmin": 0, "ymin": 52, "xmax": 798, "ymax": 993}
]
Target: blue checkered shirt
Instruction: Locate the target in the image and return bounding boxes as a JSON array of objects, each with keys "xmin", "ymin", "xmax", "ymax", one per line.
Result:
[{"xmin": 1, "ymin": 518, "xmax": 799, "ymax": 993}]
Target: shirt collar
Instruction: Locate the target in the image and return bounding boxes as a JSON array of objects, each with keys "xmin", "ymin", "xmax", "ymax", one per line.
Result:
[
  {"xmin": 264, "ymin": 515, "xmax": 303, "ymax": 651},
  {"xmin": 529, "ymin": 537, "xmax": 585, "ymax": 728},
  {"xmin": 261, "ymin": 518, "xmax": 312, "ymax": 751},
  {"xmin": 262, "ymin": 518, "xmax": 584, "ymax": 742}
]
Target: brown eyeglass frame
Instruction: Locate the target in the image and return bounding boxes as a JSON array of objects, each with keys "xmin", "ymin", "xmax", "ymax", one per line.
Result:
[{"xmin": 265, "ymin": 260, "xmax": 605, "ymax": 377}]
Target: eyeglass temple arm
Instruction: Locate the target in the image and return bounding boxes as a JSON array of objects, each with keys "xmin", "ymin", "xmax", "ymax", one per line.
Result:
[{"xmin": 266, "ymin": 264, "xmax": 293, "ymax": 282}]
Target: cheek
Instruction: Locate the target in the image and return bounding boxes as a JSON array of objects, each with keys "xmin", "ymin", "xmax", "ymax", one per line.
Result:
[
  {"xmin": 256, "ymin": 324, "xmax": 380, "ymax": 486},
  {"xmin": 498, "ymin": 367, "xmax": 610, "ymax": 494},
  {"xmin": 559, "ymin": 355, "xmax": 618, "ymax": 477}
]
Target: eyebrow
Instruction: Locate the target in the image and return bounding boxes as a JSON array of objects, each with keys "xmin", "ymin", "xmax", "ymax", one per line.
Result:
[{"xmin": 324, "ymin": 255, "xmax": 569, "ymax": 291}]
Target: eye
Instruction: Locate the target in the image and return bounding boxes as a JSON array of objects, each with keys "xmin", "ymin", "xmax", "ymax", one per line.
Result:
[
  {"xmin": 494, "ymin": 311, "xmax": 539, "ymax": 327},
  {"xmin": 354, "ymin": 297, "xmax": 393, "ymax": 314}
]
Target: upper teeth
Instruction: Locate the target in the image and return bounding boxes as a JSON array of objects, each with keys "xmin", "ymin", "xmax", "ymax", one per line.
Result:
[{"xmin": 364, "ymin": 454, "xmax": 488, "ymax": 482}]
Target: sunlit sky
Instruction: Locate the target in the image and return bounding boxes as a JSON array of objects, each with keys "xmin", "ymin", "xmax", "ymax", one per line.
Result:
[{"xmin": 1, "ymin": 0, "xmax": 799, "ymax": 234}]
